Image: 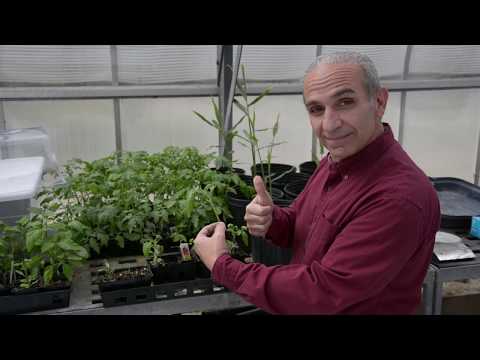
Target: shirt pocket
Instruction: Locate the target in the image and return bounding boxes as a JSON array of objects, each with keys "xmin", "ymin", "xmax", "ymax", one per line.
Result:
[{"xmin": 303, "ymin": 213, "xmax": 341, "ymax": 263}]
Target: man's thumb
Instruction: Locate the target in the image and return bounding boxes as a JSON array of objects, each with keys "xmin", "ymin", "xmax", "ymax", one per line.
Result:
[
  {"xmin": 253, "ymin": 176, "xmax": 272, "ymax": 205},
  {"xmin": 214, "ymin": 222, "xmax": 226, "ymax": 235}
]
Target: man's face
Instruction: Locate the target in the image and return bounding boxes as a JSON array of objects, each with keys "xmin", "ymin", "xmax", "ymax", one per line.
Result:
[{"xmin": 303, "ymin": 63, "xmax": 388, "ymax": 162}]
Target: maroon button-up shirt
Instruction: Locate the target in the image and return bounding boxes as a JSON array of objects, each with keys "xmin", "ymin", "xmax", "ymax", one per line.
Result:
[{"xmin": 212, "ymin": 123, "xmax": 440, "ymax": 314}]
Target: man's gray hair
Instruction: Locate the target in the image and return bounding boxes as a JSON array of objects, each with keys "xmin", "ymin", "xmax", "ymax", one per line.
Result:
[{"xmin": 305, "ymin": 51, "xmax": 381, "ymax": 99}]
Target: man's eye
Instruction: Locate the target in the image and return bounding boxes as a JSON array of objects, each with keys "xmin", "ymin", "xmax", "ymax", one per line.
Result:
[
  {"xmin": 338, "ymin": 98, "xmax": 354, "ymax": 107},
  {"xmin": 309, "ymin": 106, "xmax": 324, "ymax": 114}
]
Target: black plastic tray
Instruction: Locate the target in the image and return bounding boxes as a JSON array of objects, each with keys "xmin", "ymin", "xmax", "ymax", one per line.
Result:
[
  {"xmin": 0, "ymin": 287, "xmax": 71, "ymax": 315},
  {"xmin": 100, "ymin": 279, "xmax": 227, "ymax": 307},
  {"xmin": 431, "ymin": 177, "xmax": 480, "ymax": 232}
]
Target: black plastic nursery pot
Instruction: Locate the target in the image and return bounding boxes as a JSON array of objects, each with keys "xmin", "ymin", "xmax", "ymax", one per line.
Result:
[
  {"xmin": 251, "ymin": 195, "xmax": 293, "ymax": 266},
  {"xmin": 250, "ymin": 163, "xmax": 296, "ymax": 180},
  {"xmin": 210, "ymin": 166, "xmax": 246, "ymax": 175},
  {"xmin": 0, "ymin": 286, "xmax": 71, "ymax": 315},
  {"xmin": 271, "ymin": 172, "xmax": 311, "ymax": 193},
  {"xmin": 284, "ymin": 179, "xmax": 310, "ymax": 200},
  {"xmin": 163, "ymin": 254, "xmax": 196, "ymax": 283},
  {"xmin": 227, "ymin": 174, "xmax": 254, "ymax": 229},
  {"xmin": 299, "ymin": 161, "xmax": 317, "ymax": 176}
]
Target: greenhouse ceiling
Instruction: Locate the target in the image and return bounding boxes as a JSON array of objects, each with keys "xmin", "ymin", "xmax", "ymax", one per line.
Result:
[{"xmin": 0, "ymin": 45, "xmax": 480, "ymax": 101}]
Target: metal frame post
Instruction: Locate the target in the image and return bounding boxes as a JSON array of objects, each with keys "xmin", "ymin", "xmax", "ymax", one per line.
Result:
[
  {"xmin": 0, "ymin": 101, "xmax": 5, "ymax": 130},
  {"xmin": 475, "ymin": 126, "xmax": 480, "ymax": 185},
  {"xmin": 217, "ymin": 45, "xmax": 233, "ymax": 164},
  {"xmin": 217, "ymin": 45, "xmax": 242, "ymax": 165},
  {"xmin": 110, "ymin": 45, "xmax": 122, "ymax": 154},
  {"xmin": 311, "ymin": 46, "xmax": 322, "ymax": 161},
  {"xmin": 397, "ymin": 45, "xmax": 413, "ymax": 145}
]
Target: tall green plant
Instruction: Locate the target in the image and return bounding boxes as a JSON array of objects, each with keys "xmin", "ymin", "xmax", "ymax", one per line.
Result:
[
  {"xmin": 233, "ymin": 65, "xmax": 286, "ymax": 192},
  {"xmin": 193, "ymin": 99, "xmax": 246, "ymax": 170}
]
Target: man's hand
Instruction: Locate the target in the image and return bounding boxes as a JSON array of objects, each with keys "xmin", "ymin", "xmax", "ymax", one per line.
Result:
[
  {"xmin": 193, "ymin": 222, "xmax": 228, "ymax": 271},
  {"xmin": 244, "ymin": 176, "xmax": 274, "ymax": 237}
]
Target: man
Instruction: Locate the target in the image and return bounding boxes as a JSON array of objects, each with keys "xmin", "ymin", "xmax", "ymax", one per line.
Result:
[{"xmin": 193, "ymin": 51, "xmax": 440, "ymax": 314}]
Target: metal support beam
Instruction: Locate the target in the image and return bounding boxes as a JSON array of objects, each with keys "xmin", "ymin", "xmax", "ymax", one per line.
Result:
[
  {"xmin": 0, "ymin": 101, "xmax": 7, "ymax": 159},
  {"xmin": 223, "ymin": 45, "xmax": 242, "ymax": 162},
  {"xmin": 217, "ymin": 45, "xmax": 240, "ymax": 165},
  {"xmin": 311, "ymin": 46, "xmax": 322, "ymax": 161},
  {"xmin": 110, "ymin": 45, "xmax": 123, "ymax": 154},
  {"xmin": 3, "ymin": 78, "xmax": 480, "ymax": 101},
  {"xmin": 474, "ymin": 124, "xmax": 480, "ymax": 185},
  {"xmin": 217, "ymin": 45, "xmax": 232, "ymax": 164},
  {"xmin": 0, "ymin": 101, "xmax": 5, "ymax": 130},
  {"xmin": 397, "ymin": 45, "xmax": 413, "ymax": 145}
]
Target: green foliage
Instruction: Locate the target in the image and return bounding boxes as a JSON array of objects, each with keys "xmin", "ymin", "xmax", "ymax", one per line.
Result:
[
  {"xmin": 226, "ymin": 223, "xmax": 249, "ymax": 257},
  {"xmin": 233, "ymin": 65, "xmax": 286, "ymax": 193},
  {"xmin": 35, "ymin": 146, "xmax": 251, "ymax": 256},
  {"xmin": 143, "ymin": 235, "xmax": 165, "ymax": 266},
  {"xmin": 194, "ymin": 98, "xmax": 246, "ymax": 170}
]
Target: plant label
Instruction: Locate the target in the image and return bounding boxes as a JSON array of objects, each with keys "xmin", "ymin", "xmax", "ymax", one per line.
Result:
[{"xmin": 180, "ymin": 243, "xmax": 192, "ymax": 261}]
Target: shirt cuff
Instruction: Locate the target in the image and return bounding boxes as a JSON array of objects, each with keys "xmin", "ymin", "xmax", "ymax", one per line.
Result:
[{"xmin": 211, "ymin": 253, "xmax": 244, "ymax": 290}]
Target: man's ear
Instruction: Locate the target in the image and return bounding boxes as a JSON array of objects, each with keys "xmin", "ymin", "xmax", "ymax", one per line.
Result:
[{"xmin": 375, "ymin": 88, "xmax": 389, "ymax": 121}]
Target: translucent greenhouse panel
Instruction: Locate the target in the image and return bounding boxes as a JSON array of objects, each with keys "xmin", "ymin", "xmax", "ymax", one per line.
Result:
[
  {"xmin": 409, "ymin": 45, "xmax": 480, "ymax": 77},
  {"xmin": 117, "ymin": 46, "xmax": 217, "ymax": 84},
  {"xmin": 233, "ymin": 94, "xmax": 312, "ymax": 173},
  {"xmin": 4, "ymin": 100, "xmax": 116, "ymax": 165},
  {"xmin": 382, "ymin": 91, "xmax": 401, "ymax": 139},
  {"xmin": 321, "ymin": 45, "xmax": 407, "ymax": 79},
  {"xmin": 0, "ymin": 45, "xmax": 112, "ymax": 85},
  {"xmin": 234, "ymin": 46, "xmax": 317, "ymax": 81},
  {"xmin": 120, "ymin": 97, "xmax": 218, "ymax": 155},
  {"xmin": 403, "ymin": 89, "xmax": 480, "ymax": 182}
]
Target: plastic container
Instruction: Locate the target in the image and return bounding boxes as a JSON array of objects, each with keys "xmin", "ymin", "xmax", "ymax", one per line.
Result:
[
  {"xmin": 0, "ymin": 127, "xmax": 57, "ymax": 172},
  {"xmin": 470, "ymin": 216, "xmax": 480, "ymax": 238},
  {"xmin": 0, "ymin": 156, "xmax": 44, "ymax": 225},
  {"xmin": 431, "ymin": 177, "xmax": 480, "ymax": 232}
]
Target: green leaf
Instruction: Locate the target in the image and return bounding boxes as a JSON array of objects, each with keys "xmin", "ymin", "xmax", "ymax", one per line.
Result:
[
  {"xmin": 116, "ymin": 235, "xmax": 125, "ymax": 248},
  {"xmin": 26, "ymin": 229, "xmax": 43, "ymax": 252},
  {"xmin": 143, "ymin": 242, "xmax": 152, "ymax": 257},
  {"xmin": 58, "ymin": 240, "xmax": 78, "ymax": 252},
  {"xmin": 212, "ymin": 99, "xmax": 223, "ymax": 127},
  {"xmin": 273, "ymin": 115, "xmax": 280, "ymax": 137},
  {"xmin": 233, "ymin": 99, "xmax": 249, "ymax": 116},
  {"xmin": 232, "ymin": 115, "xmax": 246, "ymax": 130},
  {"xmin": 247, "ymin": 87, "xmax": 271, "ymax": 107},
  {"xmin": 193, "ymin": 111, "xmax": 215, "ymax": 128},
  {"xmin": 76, "ymin": 246, "xmax": 89, "ymax": 259},
  {"xmin": 97, "ymin": 233, "xmax": 109, "ymax": 247},
  {"xmin": 89, "ymin": 238, "xmax": 100, "ymax": 254},
  {"xmin": 43, "ymin": 265, "xmax": 54, "ymax": 286},
  {"xmin": 62, "ymin": 264, "xmax": 74, "ymax": 281},
  {"xmin": 41, "ymin": 241, "xmax": 56, "ymax": 253}
]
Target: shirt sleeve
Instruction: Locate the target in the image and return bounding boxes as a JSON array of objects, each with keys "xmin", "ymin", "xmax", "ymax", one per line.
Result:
[
  {"xmin": 264, "ymin": 205, "xmax": 297, "ymax": 248},
  {"xmin": 212, "ymin": 197, "xmax": 425, "ymax": 314}
]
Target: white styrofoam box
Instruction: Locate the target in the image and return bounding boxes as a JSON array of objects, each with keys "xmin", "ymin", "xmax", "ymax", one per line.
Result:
[{"xmin": 0, "ymin": 156, "xmax": 45, "ymax": 202}]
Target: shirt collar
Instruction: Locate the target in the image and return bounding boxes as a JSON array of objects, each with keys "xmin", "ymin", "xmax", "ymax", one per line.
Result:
[{"xmin": 326, "ymin": 123, "xmax": 395, "ymax": 177}]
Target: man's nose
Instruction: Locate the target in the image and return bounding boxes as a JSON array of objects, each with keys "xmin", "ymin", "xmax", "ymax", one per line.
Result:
[{"xmin": 322, "ymin": 107, "xmax": 342, "ymax": 133}]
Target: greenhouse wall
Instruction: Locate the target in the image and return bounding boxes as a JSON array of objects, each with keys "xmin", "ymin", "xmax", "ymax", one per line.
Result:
[{"xmin": 3, "ymin": 88, "xmax": 479, "ymax": 183}]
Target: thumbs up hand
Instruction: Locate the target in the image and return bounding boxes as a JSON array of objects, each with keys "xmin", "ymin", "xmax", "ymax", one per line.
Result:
[{"xmin": 244, "ymin": 176, "xmax": 274, "ymax": 237}]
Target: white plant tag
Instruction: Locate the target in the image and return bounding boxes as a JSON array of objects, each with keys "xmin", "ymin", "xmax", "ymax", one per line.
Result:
[{"xmin": 180, "ymin": 243, "xmax": 192, "ymax": 261}]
